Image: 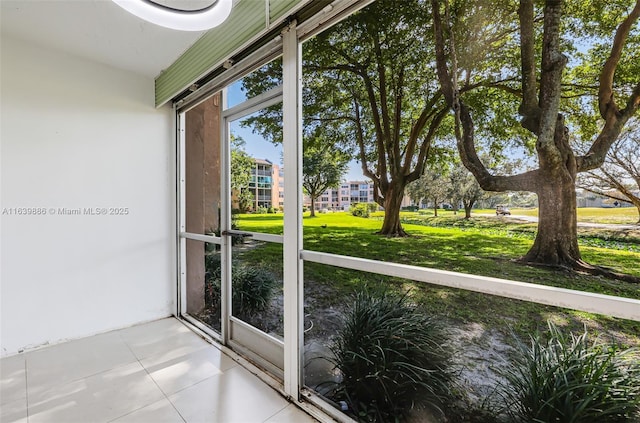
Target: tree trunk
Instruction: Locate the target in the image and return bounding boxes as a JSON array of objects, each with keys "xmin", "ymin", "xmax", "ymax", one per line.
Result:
[
  {"xmin": 464, "ymin": 201, "xmax": 473, "ymax": 219},
  {"xmin": 309, "ymin": 196, "xmax": 317, "ymax": 217},
  {"xmin": 629, "ymin": 198, "xmax": 640, "ymax": 224},
  {"xmin": 377, "ymin": 184, "xmax": 408, "ymax": 236},
  {"xmin": 433, "ymin": 203, "xmax": 438, "ymax": 217},
  {"xmin": 521, "ymin": 175, "xmax": 581, "ymax": 266}
]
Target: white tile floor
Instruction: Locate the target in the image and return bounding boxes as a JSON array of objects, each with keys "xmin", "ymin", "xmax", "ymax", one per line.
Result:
[{"xmin": 0, "ymin": 318, "xmax": 317, "ymax": 423}]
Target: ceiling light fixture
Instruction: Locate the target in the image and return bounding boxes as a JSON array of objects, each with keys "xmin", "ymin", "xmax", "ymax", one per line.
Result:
[{"xmin": 112, "ymin": 0, "xmax": 232, "ymax": 31}]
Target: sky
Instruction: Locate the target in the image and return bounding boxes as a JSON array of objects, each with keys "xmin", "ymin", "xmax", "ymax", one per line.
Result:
[{"xmin": 227, "ymin": 80, "xmax": 365, "ymax": 181}]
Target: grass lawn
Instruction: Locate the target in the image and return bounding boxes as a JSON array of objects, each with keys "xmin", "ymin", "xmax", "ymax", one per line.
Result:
[
  {"xmin": 234, "ymin": 211, "xmax": 640, "ymax": 346},
  {"xmin": 472, "ymin": 207, "xmax": 639, "ymax": 224}
]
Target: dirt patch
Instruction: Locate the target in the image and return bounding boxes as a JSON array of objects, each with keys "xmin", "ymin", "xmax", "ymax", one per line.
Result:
[
  {"xmin": 448, "ymin": 323, "xmax": 512, "ymax": 406},
  {"xmin": 194, "ymin": 258, "xmax": 523, "ymax": 422}
]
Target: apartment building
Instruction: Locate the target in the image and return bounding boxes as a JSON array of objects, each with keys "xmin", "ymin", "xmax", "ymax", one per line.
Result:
[
  {"xmin": 248, "ymin": 158, "xmax": 281, "ymax": 210},
  {"xmin": 302, "ymin": 181, "xmax": 372, "ymax": 211},
  {"xmin": 309, "ymin": 181, "xmax": 414, "ymax": 211}
]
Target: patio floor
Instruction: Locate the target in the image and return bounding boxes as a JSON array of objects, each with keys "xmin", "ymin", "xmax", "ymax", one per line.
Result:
[{"xmin": 0, "ymin": 318, "xmax": 317, "ymax": 423}]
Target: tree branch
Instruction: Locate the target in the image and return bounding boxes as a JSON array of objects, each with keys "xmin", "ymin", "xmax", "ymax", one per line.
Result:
[
  {"xmin": 372, "ymin": 31, "xmax": 395, "ymax": 175},
  {"xmin": 579, "ymin": 174, "xmax": 638, "ymax": 205},
  {"xmin": 353, "ymin": 97, "xmax": 379, "ymax": 186},
  {"xmin": 518, "ymin": 0, "xmax": 540, "ymax": 132},
  {"xmin": 407, "ymin": 108, "xmax": 449, "ymax": 182},
  {"xmin": 600, "ymin": 168, "xmax": 638, "ymax": 201},
  {"xmin": 393, "ymin": 68, "xmax": 404, "ymax": 175},
  {"xmin": 402, "ymin": 93, "xmax": 442, "ymax": 173},
  {"xmin": 431, "ymin": 0, "xmax": 454, "ymax": 106},
  {"xmin": 433, "ymin": 0, "xmax": 538, "ymax": 193},
  {"xmin": 598, "ymin": 0, "xmax": 640, "ymax": 119},
  {"xmin": 536, "ymin": 0, "xmax": 567, "ymax": 165},
  {"xmin": 577, "ymin": 35, "xmax": 640, "ymax": 179},
  {"xmin": 358, "ymin": 73, "xmax": 388, "ymax": 186}
]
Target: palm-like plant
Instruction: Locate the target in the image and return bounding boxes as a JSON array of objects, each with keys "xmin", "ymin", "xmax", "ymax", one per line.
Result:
[
  {"xmin": 498, "ymin": 321, "xmax": 640, "ymax": 423},
  {"xmin": 328, "ymin": 288, "xmax": 455, "ymax": 422}
]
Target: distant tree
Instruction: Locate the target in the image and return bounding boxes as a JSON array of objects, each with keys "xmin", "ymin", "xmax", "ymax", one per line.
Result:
[
  {"xmin": 449, "ymin": 164, "xmax": 485, "ymax": 219},
  {"xmin": 407, "ymin": 170, "xmax": 450, "ymax": 217},
  {"xmin": 480, "ymin": 192, "xmax": 511, "ymax": 209},
  {"xmin": 510, "ymin": 192, "xmax": 538, "ymax": 208},
  {"xmin": 230, "ymin": 135, "xmax": 254, "ymax": 213},
  {"xmin": 578, "ymin": 120, "xmax": 640, "ymax": 223},
  {"xmin": 303, "ymin": 141, "xmax": 349, "ymax": 217}
]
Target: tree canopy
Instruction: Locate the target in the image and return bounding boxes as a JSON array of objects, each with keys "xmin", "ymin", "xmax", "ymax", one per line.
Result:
[
  {"xmin": 407, "ymin": 169, "xmax": 450, "ymax": 217},
  {"xmin": 230, "ymin": 135, "xmax": 254, "ymax": 213}
]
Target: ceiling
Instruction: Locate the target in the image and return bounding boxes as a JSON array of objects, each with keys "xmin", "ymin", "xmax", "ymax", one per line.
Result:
[{"xmin": 0, "ymin": 0, "xmax": 210, "ymax": 78}]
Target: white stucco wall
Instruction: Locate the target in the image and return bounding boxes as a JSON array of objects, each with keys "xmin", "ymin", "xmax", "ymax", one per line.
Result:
[{"xmin": 0, "ymin": 36, "xmax": 176, "ymax": 356}]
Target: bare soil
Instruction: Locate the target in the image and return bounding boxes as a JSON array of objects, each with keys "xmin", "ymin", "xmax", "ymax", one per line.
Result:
[{"xmin": 194, "ymin": 279, "xmax": 528, "ymax": 422}]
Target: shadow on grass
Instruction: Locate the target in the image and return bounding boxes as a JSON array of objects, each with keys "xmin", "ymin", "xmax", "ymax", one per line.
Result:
[{"xmin": 234, "ymin": 214, "xmax": 640, "ymax": 347}]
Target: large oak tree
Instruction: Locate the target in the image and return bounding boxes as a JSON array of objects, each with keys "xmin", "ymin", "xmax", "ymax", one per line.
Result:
[{"xmin": 433, "ymin": 0, "xmax": 640, "ymax": 278}]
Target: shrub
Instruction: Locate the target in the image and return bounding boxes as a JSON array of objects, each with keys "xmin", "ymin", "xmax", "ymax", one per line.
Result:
[
  {"xmin": 232, "ymin": 265, "xmax": 278, "ymax": 317},
  {"xmin": 204, "ymin": 259, "xmax": 278, "ymax": 318},
  {"xmin": 204, "ymin": 253, "xmax": 222, "ymax": 306},
  {"xmin": 350, "ymin": 203, "xmax": 370, "ymax": 218},
  {"xmin": 497, "ymin": 321, "xmax": 640, "ymax": 423},
  {"xmin": 328, "ymin": 288, "xmax": 455, "ymax": 422}
]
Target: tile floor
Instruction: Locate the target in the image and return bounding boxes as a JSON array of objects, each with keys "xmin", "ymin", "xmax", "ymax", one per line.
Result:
[{"xmin": 0, "ymin": 318, "xmax": 318, "ymax": 423}]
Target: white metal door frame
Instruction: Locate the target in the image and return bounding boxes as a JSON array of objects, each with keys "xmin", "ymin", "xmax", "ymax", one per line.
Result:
[
  {"xmin": 220, "ymin": 83, "xmax": 288, "ymax": 376},
  {"xmin": 281, "ymin": 21, "xmax": 304, "ymax": 399}
]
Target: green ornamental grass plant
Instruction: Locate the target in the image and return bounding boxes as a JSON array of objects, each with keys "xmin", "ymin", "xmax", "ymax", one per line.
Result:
[
  {"xmin": 204, "ymin": 253, "xmax": 278, "ymax": 318},
  {"xmin": 231, "ymin": 265, "xmax": 278, "ymax": 316},
  {"xmin": 498, "ymin": 321, "xmax": 640, "ymax": 423},
  {"xmin": 328, "ymin": 288, "xmax": 455, "ymax": 422}
]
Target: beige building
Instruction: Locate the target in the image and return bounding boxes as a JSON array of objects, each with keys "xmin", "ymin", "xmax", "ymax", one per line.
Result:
[
  {"xmin": 306, "ymin": 180, "xmax": 412, "ymax": 211},
  {"xmin": 249, "ymin": 158, "xmax": 281, "ymax": 211}
]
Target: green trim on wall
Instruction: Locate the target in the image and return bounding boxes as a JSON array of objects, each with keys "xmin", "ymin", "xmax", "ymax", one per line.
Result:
[
  {"xmin": 269, "ymin": 0, "xmax": 301, "ymax": 23},
  {"xmin": 155, "ymin": 0, "xmax": 267, "ymax": 107},
  {"xmin": 155, "ymin": 0, "xmax": 308, "ymax": 107}
]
